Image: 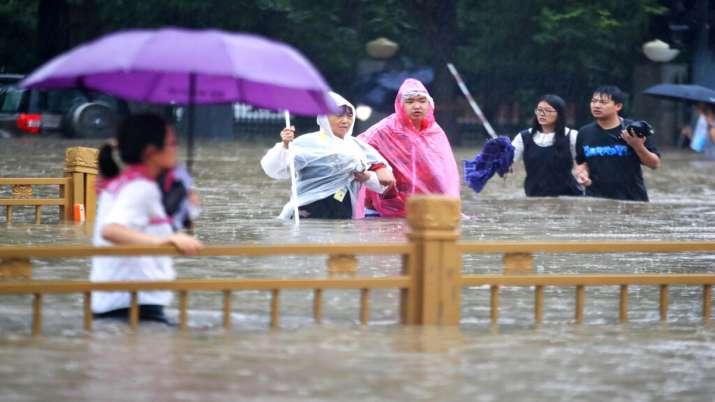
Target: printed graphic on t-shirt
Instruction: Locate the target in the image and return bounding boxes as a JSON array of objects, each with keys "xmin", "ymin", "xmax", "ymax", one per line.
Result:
[{"xmin": 583, "ymin": 144, "xmax": 629, "ymax": 158}]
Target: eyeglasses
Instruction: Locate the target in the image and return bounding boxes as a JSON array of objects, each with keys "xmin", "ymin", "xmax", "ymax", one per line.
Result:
[
  {"xmin": 534, "ymin": 108, "xmax": 557, "ymax": 116},
  {"xmin": 590, "ymin": 98, "xmax": 613, "ymax": 105}
]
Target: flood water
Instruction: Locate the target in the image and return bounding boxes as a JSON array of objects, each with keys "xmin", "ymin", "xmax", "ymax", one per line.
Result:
[{"xmin": 1, "ymin": 136, "xmax": 715, "ymax": 402}]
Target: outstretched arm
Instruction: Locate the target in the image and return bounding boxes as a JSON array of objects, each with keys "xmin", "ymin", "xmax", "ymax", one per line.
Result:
[{"xmin": 101, "ymin": 223, "xmax": 203, "ymax": 255}]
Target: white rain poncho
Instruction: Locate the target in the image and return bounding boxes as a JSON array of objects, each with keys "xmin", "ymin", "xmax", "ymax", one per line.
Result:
[{"xmin": 261, "ymin": 92, "xmax": 390, "ymax": 219}]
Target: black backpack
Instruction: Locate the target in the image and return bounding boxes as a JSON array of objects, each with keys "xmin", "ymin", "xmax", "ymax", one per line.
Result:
[{"xmin": 157, "ymin": 169, "xmax": 187, "ymax": 219}]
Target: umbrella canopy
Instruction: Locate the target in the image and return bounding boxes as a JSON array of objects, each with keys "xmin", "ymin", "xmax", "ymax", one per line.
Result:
[
  {"xmin": 21, "ymin": 28, "xmax": 336, "ymax": 113},
  {"xmin": 643, "ymin": 83, "xmax": 715, "ymax": 105},
  {"xmin": 21, "ymin": 27, "xmax": 337, "ymax": 171}
]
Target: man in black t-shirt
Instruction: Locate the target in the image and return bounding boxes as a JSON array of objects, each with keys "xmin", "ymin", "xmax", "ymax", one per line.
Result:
[{"xmin": 573, "ymin": 86, "xmax": 661, "ymax": 202}]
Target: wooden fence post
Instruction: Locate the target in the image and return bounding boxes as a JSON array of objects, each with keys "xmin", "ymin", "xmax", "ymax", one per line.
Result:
[
  {"xmin": 405, "ymin": 195, "xmax": 462, "ymax": 325},
  {"xmin": 64, "ymin": 147, "xmax": 98, "ymax": 225}
]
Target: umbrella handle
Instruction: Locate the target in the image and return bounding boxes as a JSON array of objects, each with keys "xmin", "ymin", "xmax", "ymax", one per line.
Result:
[
  {"xmin": 284, "ymin": 110, "xmax": 299, "ymax": 225},
  {"xmin": 446, "ymin": 63, "xmax": 497, "ymax": 139}
]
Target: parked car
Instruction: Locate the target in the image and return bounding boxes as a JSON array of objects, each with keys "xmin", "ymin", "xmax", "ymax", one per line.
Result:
[
  {"xmin": 0, "ymin": 73, "xmax": 23, "ymax": 89},
  {"xmin": 0, "ymin": 82, "xmax": 130, "ymax": 138}
]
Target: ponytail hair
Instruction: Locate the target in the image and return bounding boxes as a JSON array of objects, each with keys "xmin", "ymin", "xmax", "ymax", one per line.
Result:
[
  {"xmin": 98, "ymin": 113, "xmax": 168, "ymax": 179},
  {"xmin": 98, "ymin": 142, "xmax": 120, "ymax": 179}
]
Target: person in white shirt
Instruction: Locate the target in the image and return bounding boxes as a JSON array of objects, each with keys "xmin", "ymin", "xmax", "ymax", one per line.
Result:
[
  {"xmin": 511, "ymin": 94, "xmax": 582, "ymax": 197},
  {"xmin": 261, "ymin": 92, "xmax": 395, "ymax": 219},
  {"xmin": 92, "ymin": 114, "xmax": 203, "ymax": 324}
]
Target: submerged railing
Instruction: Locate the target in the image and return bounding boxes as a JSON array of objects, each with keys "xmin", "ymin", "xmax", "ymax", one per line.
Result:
[
  {"xmin": 459, "ymin": 241, "xmax": 715, "ymax": 325},
  {"xmin": 1, "ymin": 196, "xmax": 714, "ymax": 335},
  {"xmin": 0, "ymin": 177, "xmax": 72, "ymax": 224},
  {"xmin": 0, "ymin": 147, "xmax": 97, "ymax": 225},
  {"xmin": 0, "ymin": 244, "xmax": 414, "ymax": 334}
]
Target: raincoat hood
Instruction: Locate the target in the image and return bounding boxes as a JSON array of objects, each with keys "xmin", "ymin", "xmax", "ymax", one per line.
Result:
[
  {"xmin": 317, "ymin": 91, "xmax": 356, "ymax": 139},
  {"xmin": 395, "ymin": 78, "xmax": 435, "ymax": 132}
]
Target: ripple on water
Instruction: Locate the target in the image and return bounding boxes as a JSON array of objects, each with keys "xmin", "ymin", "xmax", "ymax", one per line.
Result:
[{"xmin": 1, "ymin": 139, "xmax": 715, "ymax": 401}]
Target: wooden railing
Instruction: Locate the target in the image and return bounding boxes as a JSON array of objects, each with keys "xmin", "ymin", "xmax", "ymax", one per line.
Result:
[
  {"xmin": 462, "ymin": 274, "xmax": 715, "ymax": 325},
  {"xmin": 0, "ymin": 178, "xmax": 72, "ymax": 224},
  {"xmin": 0, "ymin": 243, "xmax": 414, "ymax": 334},
  {"xmin": 1, "ymin": 196, "xmax": 714, "ymax": 335},
  {"xmin": 458, "ymin": 241, "xmax": 715, "ymax": 325},
  {"xmin": 0, "ymin": 147, "xmax": 97, "ymax": 225}
]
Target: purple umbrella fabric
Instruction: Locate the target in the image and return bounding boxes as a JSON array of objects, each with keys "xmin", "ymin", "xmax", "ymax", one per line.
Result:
[
  {"xmin": 21, "ymin": 28, "xmax": 336, "ymax": 115},
  {"xmin": 463, "ymin": 136, "xmax": 514, "ymax": 193},
  {"xmin": 21, "ymin": 28, "xmax": 337, "ymax": 172}
]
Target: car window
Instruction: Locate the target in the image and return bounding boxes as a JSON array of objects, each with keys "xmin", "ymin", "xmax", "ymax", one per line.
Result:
[
  {"xmin": 40, "ymin": 89, "xmax": 90, "ymax": 114},
  {"xmin": 0, "ymin": 87, "xmax": 24, "ymax": 112}
]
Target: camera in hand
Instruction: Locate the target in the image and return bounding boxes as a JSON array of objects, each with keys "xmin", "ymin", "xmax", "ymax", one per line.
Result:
[{"xmin": 625, "ymin": 120, "xmax": 654, "ymax": 138}]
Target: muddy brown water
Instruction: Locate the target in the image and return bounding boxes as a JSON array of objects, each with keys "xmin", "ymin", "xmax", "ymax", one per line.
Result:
[{"xmin": 1, "ymin": 137, "xmax": 714, "ymax": 401}]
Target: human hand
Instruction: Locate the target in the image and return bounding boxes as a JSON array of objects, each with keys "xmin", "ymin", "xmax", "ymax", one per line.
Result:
[
  {"xmin": 167, "ymin": 232, "xmax": 203, "ymax": 255},
  {"xmin": 188, "ymin": 190, "xmax": 200, "ymax": 207},
  {"xmin": 353, "ymin": 171, "xmax": 371, "ymax": 182},
  {"xmin": 375, "ymin": 168, "xmax": 396, "ymax": 187},
  {"xmin": 572, "ymin": 163, "xmax": 591, "ymax": 187},
  {"xmin": 621, "ymin": 129, "xmax": 646, "ymax": 149},
  {"xmin": 280, "ymin": 126, "xmax": 295, "ymax": 148}
]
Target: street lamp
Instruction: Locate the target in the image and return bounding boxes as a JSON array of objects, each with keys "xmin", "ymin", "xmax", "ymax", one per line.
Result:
[
  {"xmin": 642, "ymin": 39, "xmax": 680, "ymax": 63},
  {"xmin": 366, "ymin": 37, "xmax": 399, "ymax": 59}
]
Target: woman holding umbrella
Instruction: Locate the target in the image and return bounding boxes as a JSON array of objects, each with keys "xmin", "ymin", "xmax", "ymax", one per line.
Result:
[
  {"xmin": 511, "ymin": 94, "xmax": 582, "ymax": 197},
  {"xmin": 261, "ymin": 92, "xmax": 395, "ymax": 219}
]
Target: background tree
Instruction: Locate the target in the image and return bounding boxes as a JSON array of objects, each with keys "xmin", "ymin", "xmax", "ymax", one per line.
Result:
[
  {"xmin": 1, "ymin": 0, "xmax": 669, "ymax": 142},
  {"xmin": 0, "ymin": 0, "xmax": 38, "ymax": 72},
  {"xmin": 412, "ymin": 0, "xmax": 460, "ymax": 143},
  {"xmin": 457, "ymin": 0, "xmax": 666, "ymax": 129}
]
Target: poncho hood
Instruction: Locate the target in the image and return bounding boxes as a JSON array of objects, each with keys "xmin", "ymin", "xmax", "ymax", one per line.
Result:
[
  {"xmin": 395, "ymin": 78, "xmax": 435, "ymax": 132},
  {"xmin": 317, "ymin": 91, "xmax": 356, "ymax": 139}
]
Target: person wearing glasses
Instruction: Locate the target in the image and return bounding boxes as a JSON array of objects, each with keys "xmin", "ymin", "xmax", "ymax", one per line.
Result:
[
  {"xmin": 511, "ymin": 94, "xmax": 582, "ymax": 197},
  {"xmin": 572, "ymin": 85, "xmax": 660, "ymax": 201}
]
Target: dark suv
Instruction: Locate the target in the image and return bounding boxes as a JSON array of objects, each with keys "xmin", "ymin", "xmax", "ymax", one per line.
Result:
[{"xmin": 0, "ymin": 81, "xmax": 129, "ymax": 138}]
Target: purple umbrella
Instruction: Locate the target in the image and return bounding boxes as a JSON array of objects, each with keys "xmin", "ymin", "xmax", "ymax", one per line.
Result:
[{"xmin": 21, "ymin": 27, "xmax": 337, "ymax": 171}]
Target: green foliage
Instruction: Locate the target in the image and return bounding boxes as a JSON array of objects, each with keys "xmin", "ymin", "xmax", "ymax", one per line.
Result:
[
  {"xmin": 0, "ymin": 0, "xmax": 669, "ymax": 126},
  {"xmin": 0, "ymin": 0, "xmax": 39, "ymax": 72},
  {"xmin": 456, "ymin": 0, "xmax": 666, "ymax": 123}
]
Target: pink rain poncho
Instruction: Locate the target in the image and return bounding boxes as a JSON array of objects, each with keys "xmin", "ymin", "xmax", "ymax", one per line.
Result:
[{"xmin": 357, "ymin": 78, "xmax": 460, "ymax": 217}]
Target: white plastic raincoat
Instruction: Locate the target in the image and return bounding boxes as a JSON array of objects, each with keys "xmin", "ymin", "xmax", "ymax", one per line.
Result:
[{"xmin": 261, "ymin": 92, "xmax": 389, "ymax": 219}]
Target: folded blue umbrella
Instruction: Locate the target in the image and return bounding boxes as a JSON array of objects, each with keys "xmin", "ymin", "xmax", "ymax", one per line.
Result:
[{"xmin": 463, "ymin": 136, "xmax": 514, "ymax": 193}]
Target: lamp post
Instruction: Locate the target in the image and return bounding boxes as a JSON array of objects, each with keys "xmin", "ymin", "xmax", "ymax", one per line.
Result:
[
  {"xmin": 634, "ymin": 39, "xmax": 686, "ymax": 147},
  {"xmin": 365, "ymin": 37, "xmax": 399, "ymax": 59},
  {"xmin": 642, "ymin": 39, "xmax": 680, "ymax": 63}
]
